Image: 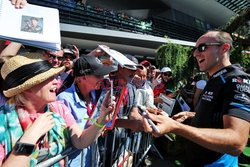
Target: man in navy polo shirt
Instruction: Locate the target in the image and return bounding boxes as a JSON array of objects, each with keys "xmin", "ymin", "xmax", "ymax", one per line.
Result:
[{"xmin": 143, "ymin": 31, "xmax": 250, "ymax": 167}]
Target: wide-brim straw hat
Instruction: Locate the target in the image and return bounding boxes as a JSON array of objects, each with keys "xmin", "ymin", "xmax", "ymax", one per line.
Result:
[{"xmin": 1, "ymin": 52, "xmax": 64, "ymax": 97}]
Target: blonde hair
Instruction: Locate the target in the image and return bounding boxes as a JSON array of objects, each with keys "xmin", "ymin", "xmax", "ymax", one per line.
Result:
[{"xmin": 14, "ymin": 93, "xmax": 27, "ymax": 107}]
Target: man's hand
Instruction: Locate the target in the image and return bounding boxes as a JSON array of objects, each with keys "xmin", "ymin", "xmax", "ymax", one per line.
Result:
[
  {"xmin": 143, "ymin": 111, "xmax": 176, "ymax": 137},
  {"xmin": 72, "ymin": 45, "xmax": 79, "ymax": 59},
  {"xmin": 11, "ymin": 0, "xmax": 27, "ymax": 8},
  {"xmin": 146, "ymin": 107, "xmax": 162, "ymax": 114},
  {"xmin": 154, "ymin": 97, "xmax": 163, "ymax": 104},
  {"xmin": 88, "ymin": 45, "xmax": 108, "ymax": 57}
]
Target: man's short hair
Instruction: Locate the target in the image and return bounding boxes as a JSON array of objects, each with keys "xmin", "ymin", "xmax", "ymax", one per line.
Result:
[{"xmin": 208, "ymin": 31, "xmax": 233, "ymax": 52}]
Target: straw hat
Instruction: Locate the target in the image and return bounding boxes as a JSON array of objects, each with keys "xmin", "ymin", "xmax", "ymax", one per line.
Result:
[{"xmin": 1, "ymin": 53, "xmax": 64, "ymax": 97}]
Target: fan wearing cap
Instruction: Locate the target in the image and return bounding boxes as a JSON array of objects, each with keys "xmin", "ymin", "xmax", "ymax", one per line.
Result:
[
  {"xmin": 93, "ymin": 54, "xmax": 144, "ymax": 132},
  {"xmin": 147, "ymin": 65, "xmax": 157, "ymax": 89},
  {"xmin": 153, "ymin": 67, "xmax": 175, "ymax": 103},
  {"xmin": 140, "ymin": 60, "xmax": 151, "ymax": 69},
  {"xmin": 99, "ymin": 54, "xmax": 145, "ymax": 131},
  {"xmin": 56, "ymin": 45, "xmax": 80, "ymax": 94},
  {"xmin": 0, "ymin": 53, "xmax": 115, "ymax": 166},
  {"xmin": 57, "ymin": 55, "xmax": 115, "ymax": 167},
  {"xmin": 62, "ymin": 44, "xmax": 79, "ymax": 72},
  {"xmin": 91, "ymin": 54, "xmax": 145, "ymax": 166},
  {"xmin": 43, "ymin": 50, "xmax": 64, "ymax": 68}
]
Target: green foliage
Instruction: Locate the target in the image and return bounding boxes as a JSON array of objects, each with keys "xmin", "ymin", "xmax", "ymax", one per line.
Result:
[
  {"xmin": 156, "ymin": 40, "xmax": 196, "ymax": 88},
  {"xmin": 220, "ymin": 7, "xmax": 250, "ymax": 69},
  {"xmin": 230, "ymin": 45, "xmax": 250, "ymax": 69}
]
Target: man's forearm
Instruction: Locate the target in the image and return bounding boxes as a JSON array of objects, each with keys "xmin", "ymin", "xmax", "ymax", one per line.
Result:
[
  {"xmin": 172, "ymin": 119, "xmax": 248, "ymax": 155},
  {"xmin": 0, "ymin": 42, "xmax": 22, "ymax": 57},
  {"xmin": 115, "ymin": 119, "xmax": 139, "ymax": 130}
]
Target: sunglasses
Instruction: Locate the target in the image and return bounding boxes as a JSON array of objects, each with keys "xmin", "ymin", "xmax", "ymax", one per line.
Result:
[
  {"xmin": 162, "ymin": 72, "xmax": 172, "ymax": 77},
  {"xmin": 192, "ymin": 42, "xmax": 222, "ymax": 53},
  {"xmin": 48, "ymin": 54, "xmax": 64, "ymax": 61},
  {"xmin": 63, "ymin": 54, "xmax": 75, "ymax": 60}
]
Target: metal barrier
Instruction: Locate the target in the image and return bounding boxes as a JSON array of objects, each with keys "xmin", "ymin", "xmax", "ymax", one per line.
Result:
[{"xmin": 35, "ymin": 128, "xmax": 153, "ymax": 167}]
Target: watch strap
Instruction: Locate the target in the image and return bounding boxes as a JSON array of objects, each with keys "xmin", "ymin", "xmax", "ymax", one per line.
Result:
[{"xmin": 14, "ymin": 142, "xmax": 36, "ymax": 156}]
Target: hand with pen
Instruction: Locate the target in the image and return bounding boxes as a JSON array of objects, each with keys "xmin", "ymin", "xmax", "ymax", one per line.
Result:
[{"xmin": 142, "ymin": 108, "xmax": 176, "ymax": 137}]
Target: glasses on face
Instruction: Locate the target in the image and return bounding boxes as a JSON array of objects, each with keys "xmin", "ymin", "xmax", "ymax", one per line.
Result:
[
  {"xmin": 192, "ymin": 42, "xmax": 222, "ymax": 53},
  {"xmin": 48, "ymin": 54, "xmax": 64, "ymax": 61},
  {"xmin": 162, "ymin": 72, "xmax": 172, "ymax": 77},
  {"xmin": 54, "ymin": 74, "xmax": 61, "ymax": 80},
  {"xmin": 63, "ymin": 54, "xmax": 75, "ymax": 60}
]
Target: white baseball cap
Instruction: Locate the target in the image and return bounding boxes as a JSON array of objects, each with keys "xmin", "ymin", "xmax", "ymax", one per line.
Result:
[{"xmin": 160, "ymin": 67, "xmax": 172, "ymax": 73}]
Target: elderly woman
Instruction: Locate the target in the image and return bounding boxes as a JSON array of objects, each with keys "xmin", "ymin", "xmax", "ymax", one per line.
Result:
[{"xmin": 0, "ymin": 53, "xmax": 115, "ymax": 166}]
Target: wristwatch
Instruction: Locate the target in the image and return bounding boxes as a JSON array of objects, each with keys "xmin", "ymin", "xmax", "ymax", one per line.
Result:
[{"xmin": 13, "ymin": 142, "xmax": 36, "ymax": 156}]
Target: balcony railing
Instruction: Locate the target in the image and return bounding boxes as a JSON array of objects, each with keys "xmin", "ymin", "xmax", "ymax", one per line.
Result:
[{"xmin": 29, "ymin": 0, "xmax": 205, "ymax": 42}]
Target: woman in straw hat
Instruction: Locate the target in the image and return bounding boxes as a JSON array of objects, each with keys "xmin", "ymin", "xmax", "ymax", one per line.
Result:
[{"xmin": 0, "ymin": 53, "xmax": 115, "ymax": 166}]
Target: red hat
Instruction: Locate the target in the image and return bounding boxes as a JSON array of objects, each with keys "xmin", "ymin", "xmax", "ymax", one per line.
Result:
[{"xmin": 140, "ymin": 60, "xmax": 151, "ymax": 67}]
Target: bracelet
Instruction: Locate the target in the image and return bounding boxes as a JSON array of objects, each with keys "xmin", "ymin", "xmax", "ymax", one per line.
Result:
[
  {"xmin": 84, "ymin": 118, "xmax": 105, "ymax": 129},
  {"xmin": 94, "ymin": 119, "xmax": 105, "ymax": 129}
]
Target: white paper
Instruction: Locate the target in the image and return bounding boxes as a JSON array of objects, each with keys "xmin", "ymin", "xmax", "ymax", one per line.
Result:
[
  {"xmin": 157, "ymin": 93, "xmax": 176, "ymax": 116},
  {"xmin": 0, "ymin": 0, "xmax": 61, "ymax": 50},
  {"xmin": 98, "ymin": 45, "xmax": 137, "ymax": 68}
]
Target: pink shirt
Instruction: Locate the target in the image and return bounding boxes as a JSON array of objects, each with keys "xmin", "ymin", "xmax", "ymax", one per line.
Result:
[{"xmin": 0, "ymin": 101, "xmax": 75, "ymax": 164}]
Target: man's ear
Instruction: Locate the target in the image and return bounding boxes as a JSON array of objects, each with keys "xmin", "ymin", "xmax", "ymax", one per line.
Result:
[
  {"xmin": 76, "ymin": 76, "xmax": 85, "ymax": 83},
  {"xmin": 221, "ymin": 43, "xmax": 231, "ymax": 53}
]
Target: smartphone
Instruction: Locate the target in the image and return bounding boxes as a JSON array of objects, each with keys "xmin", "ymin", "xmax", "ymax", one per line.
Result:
[
  {"xmin": 137, "ymin": 106, "xmax": 160, "ymax": 133},
  {"xmin": 103, "ymin": 75, "xmax": 113, "ymax": 104}
]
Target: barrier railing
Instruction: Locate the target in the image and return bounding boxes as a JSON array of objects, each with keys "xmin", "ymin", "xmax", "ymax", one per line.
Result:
[{"xmin": 35, "ymin": 128, "xmax": 153, "ymax": 167}]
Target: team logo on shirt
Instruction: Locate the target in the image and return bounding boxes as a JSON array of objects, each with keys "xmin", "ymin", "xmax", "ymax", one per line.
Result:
[
  {"xmin": 232, "ymin": 77, "xmax": 250, "ymax": 84},
  {"xmin": 202, "ymin": 91, "xmax": 214, "ymax": 102},
  {"xmin": 236, "ymin": 84, "xmax": 250, "ymax": 94},
  {"xmin": 234, "ymin": 93, "xmax": 250, "ymax": 103}
]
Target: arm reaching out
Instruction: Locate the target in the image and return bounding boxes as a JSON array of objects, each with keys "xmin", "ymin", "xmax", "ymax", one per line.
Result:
[{"xmin": 143, "ymin": 111, "xmax": 249, "ymax": 155}]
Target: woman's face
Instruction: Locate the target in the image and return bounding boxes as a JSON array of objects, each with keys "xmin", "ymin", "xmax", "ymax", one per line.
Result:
[{"xmin": 24, "ymin": 76, "xmax": 58, "ymax": 105}]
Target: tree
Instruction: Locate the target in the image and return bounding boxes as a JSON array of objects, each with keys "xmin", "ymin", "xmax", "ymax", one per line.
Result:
[
  {"xmin": 156, "ymin": 39, "xmax": 195, "ymax": 88},
  {"xmin": 220, "ymin": 7, "xmax": 250, "ymax": 69}
]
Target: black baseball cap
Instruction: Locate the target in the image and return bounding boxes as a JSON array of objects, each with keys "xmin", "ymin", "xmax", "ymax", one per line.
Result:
[
  {"xmin": 125, "ymin": 55, "xmax": 143, "ymax": 70},
  {"xmin": 73, "ymin": 55, "xmax": 115, "ymax": 77}
]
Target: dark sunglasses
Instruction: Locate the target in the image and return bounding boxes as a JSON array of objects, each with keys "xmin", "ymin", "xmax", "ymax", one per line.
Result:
[
  {"xmin": 48, "ymin": 54, "xmax": 64, "ymax": 61},
  {"xmin": 63, "ymin": 54, "xmax": 75, "ymax": 60},
  {"xmin": 192, "ymin": 42, "xmax": 222, "ymax": 53},
  {"xmin": 162, "ymin": 72, "xmax": 172, "ymax": 77},
  {"xmin": 137, "ymin": 65, "xmax": 144, "ymax": 70}
]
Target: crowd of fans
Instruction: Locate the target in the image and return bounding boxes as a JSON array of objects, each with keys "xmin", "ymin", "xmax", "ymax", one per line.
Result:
[{"xmin": 0, "ymin": 1, "xmax": 249, "ymax": 167}]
